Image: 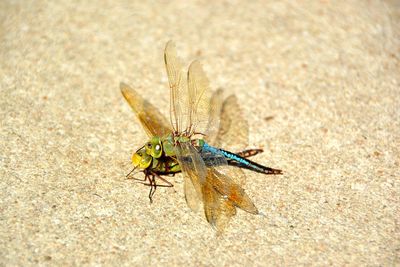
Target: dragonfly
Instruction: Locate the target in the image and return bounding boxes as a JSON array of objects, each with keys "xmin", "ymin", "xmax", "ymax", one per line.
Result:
[{"xmin": 121, "ymin": 41, "xmax": 282, "ymax": 231}]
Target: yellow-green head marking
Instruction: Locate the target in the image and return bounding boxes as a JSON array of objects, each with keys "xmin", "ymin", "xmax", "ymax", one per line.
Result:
[
  {"xmin": 131, "ymin": 147, "xmax": 152, "ymax": 169},
  {"xmin": 145, "ymin": 136, "xmax": 163, "ymax": 158}
]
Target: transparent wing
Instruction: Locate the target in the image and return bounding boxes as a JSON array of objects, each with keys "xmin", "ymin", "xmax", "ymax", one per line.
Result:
[
  {"xmin": 164, "ymin": 41, "xmax": 188, "ymax": 133},
  {"xmin": 210, "ymin": 167, "xmax": 258, "ymax": 215},
  {"xmin": 184, "ymin": 172, "xmax": 201, "ymax": 212},
  {"xmin": 202, "ymin": 170, "xmax": 236, "ymax": 232},
  {"xmin": 214, "ymin": 94, "xmax": 249, "ymax": 151},
  {"xmin": 165, "ymin": 41, "xmax": 219, "ymax": 136},
  {"xmin": 175, "ymin": 142, "xmax": 207, "ymax": 212},
  {"xmin": 203, "ymin": 167, "xmax": 259, "ymax": 232},
  {"xmin": 120, "ymin": 83, "xmax": 172, "ymax": 137},
  {"xmin": 187, "ymin": 60, "xmax": 218, "ymax": 136},
  {"xmin": 193, "ymin": 145, "xmax": 259, "ymax": 231}
]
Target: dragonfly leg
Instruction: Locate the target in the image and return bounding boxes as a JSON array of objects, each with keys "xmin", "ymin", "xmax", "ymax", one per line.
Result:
[
  {"xmin": 148, "ymin": 174, "xmax": 156, "ymax": 203},
  {"xmin": 236, "ymin": 148, "xmax": 264, "ymax": 158},
  {"xmin": 133, "ymin": 175, "xmax": 174, "ymax": 188},
  {"xmin": 129, "ymin": 176, "xmax": 147, "ymax": 182},
  {"xmin": 130, "ymin": 171, "xmax": 174, "ymax": 203},
  {"xmin": 150, "ymin": 171, "xmax": 174, "ymax": 188},
  {"xmin": 125, "ymin": 167, "xmax": 138, "ymax": 179},
  {"xmin": 148, "ymin": 171, "xmax": 175, "ymax": 202}
]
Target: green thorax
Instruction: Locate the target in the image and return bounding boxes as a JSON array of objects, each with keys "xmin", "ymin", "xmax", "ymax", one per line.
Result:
[
  {"xmin": 140, "ymin": 134, "xmax": 205, "ymax": 174},
  {"xmin": 147, "ymin": 134, "xmax": 193, "ymax": 158},
  {"xmin": 151, "ymin": 156, "xmax": 181, "ymax": 173}
]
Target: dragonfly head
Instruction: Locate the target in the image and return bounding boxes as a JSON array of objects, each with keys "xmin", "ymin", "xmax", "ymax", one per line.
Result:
[
  {"xmin": 145, "ymin": 136, "xmax": 163, "ymax": 158},
  {"xmin": 131, "ymin": 147, "xmax": 152, "ymax": 169}
]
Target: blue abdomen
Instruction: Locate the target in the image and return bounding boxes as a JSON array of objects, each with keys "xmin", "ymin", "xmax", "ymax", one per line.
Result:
[
  {"xmin": 201, "ymin": 142, "xmax": 282, "ymax": 175},
  {"xmin": 202, "ymin": 142, "xmax": 249, "ymax": 165}
]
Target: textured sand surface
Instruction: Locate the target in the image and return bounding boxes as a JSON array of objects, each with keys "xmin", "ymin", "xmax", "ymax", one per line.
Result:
[{"xmin": 1, "ymin": 0, "xmax": 399, "ymax": 266}]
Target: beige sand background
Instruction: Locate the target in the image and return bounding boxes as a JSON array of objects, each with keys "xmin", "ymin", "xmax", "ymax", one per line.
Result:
[{"xmin": 1, "ymin": 0, "xmax": 399, "ymax": 266}]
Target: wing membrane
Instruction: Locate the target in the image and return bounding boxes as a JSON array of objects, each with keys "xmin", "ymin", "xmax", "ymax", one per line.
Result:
[
  {"xmin": 120, "ymin": 83, "xmax": 172, "ymax": 137},
  {"xmin": 202, "ymin": 171, "xmax": 236, "ymax": 231},
  {"xmin": 175, "ymin": 142, "xmax": 207, "ymax": 212},
  {"xmin": 164, "ymin": 41, "xmax": 188, "ymax": 133},
  {"xmin": 210, "ymin": 168, "xmax": 258, "ymax": 215},
  {"xmin": 165, "ymin": 41, "xmax": 219, "ymax": 136},
  {"xmin": 202, "ymin": 167, "xmax": 258, "ymax": 232},
  {"xmin": 187, "ymin": 60, "xmax": 217, "ymax": 135},
  {"xmin": 189, "ymin": 145, "xmax": 258, "ymax": 231}
]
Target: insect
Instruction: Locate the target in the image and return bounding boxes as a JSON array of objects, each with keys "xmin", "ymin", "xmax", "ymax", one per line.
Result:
[{"xmin": 121, "ymin": 41, "xmax": 282, "ymax": 231}]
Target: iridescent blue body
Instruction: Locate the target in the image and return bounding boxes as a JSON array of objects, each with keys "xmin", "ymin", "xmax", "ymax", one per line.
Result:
[{"xmin": 199, "ymin": 141, "xmax": 282, "ymax": 175}]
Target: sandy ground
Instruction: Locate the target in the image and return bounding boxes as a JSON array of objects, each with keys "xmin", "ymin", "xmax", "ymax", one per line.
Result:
[{"xmin": 1, "ymin": 0, "xmax": 399, "ymax": 266}]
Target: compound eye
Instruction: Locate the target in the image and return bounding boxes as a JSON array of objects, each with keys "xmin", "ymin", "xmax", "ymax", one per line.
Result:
[
  {"xmin": 155, "ymin": 144, "xmax": 161, "ymax": 151},
  {"xmin": 146, "ymin": 143, "xmax": 152, "ymax": 148}
]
